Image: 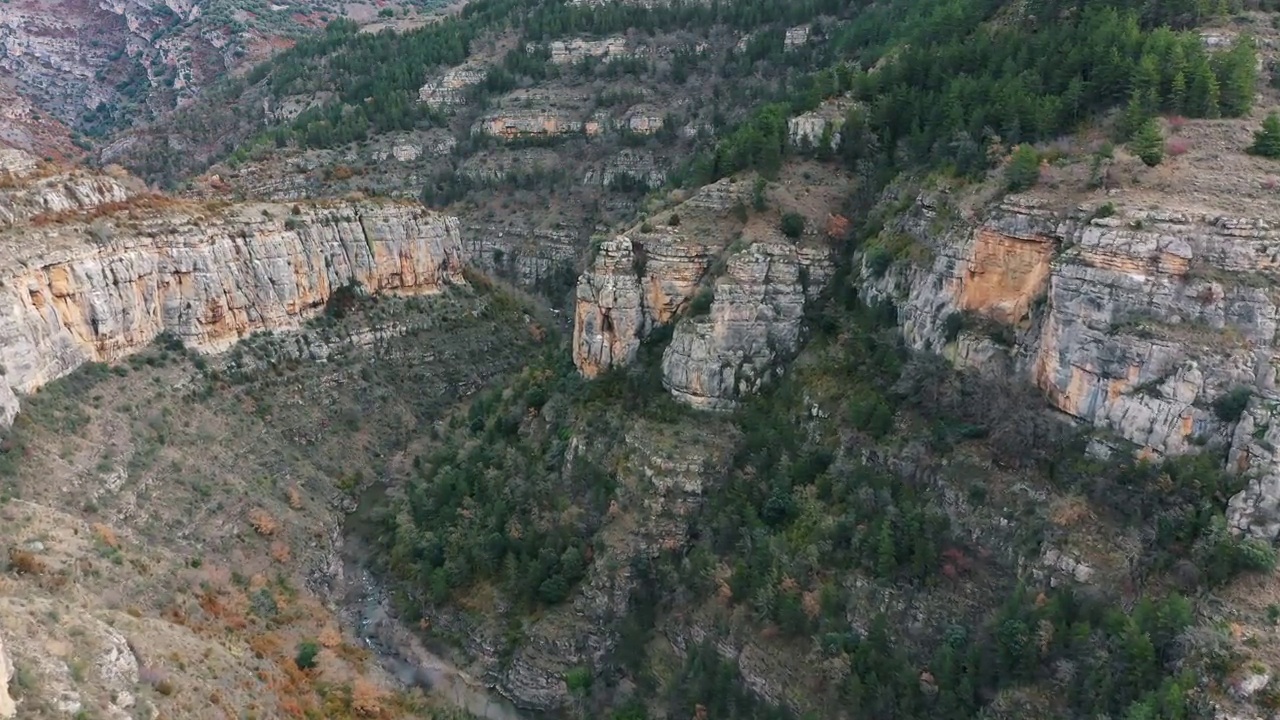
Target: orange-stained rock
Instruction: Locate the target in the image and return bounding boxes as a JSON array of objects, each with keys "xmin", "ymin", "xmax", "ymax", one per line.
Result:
[
  {"xmin": 0, "ymin": 185, "xmax": 465, "ymax": 425},
  {"xmin": 956, "ymin": 228, "xmax": 1054, "ymax": 325}
]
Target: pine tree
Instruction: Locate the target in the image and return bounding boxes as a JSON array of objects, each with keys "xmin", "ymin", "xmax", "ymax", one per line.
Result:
[
  {"xmin": 1005, "ymin": 144, "xmax": 1040, "ymax": 191},
  {"xmin": 1217, "ymin": 35, "xmax": 1257, "ymax": 117},
  {"xmin": 1186, "ymin": 54, "xmax": 1220, "ymax": 118},
  {"xmin": 1117, "ymin": 91, "xmax": 1151, "ymax": 142},
  {"xmin": 1130, "ymin": 119, "xmax": 1165, "ymax": 166},
  {"xmin": 1249, "ymin": 112, "xmax": 1280, "ymax": 158},
  {"xmin": 1168, "ymin": 71, "xmax": 1187, "ymax": 113}
]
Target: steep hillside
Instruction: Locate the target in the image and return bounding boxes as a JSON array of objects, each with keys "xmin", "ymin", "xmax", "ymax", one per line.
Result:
[
  {"xmin": 0, "ymin": 150, "xmax": 551, "ymax": 720},
  {"xmin": 0, "ymin": 0, "xmax": 458, "ymax": 159},
  {"xmin": 9, "ymin": 0, "xmax": 1280, "ymax": 718}
]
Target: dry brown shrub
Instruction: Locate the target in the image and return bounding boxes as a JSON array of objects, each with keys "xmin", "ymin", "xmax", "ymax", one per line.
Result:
[
  {"xmin": 92, "ymin": 522, "xmax": 120, "ymax": 548},
  {"xmin": 270, "ymin": 541, "xmax": 291, "ymax": 564},
  {"xmin": 351, "ymin": 677, "xmax": 385, "ymax": 717},
  {"xmin": 249, "ymin": 633, "xmax": 282, "ymax": 659},
  {"xmin": 802, "ymin": 590, "xmax": 821, "ymax": 620},
  {"xmin": 779, "ymin": 575, "xmax": 800, "ymax": 595},
  {"xmin": 1049, "ymin": 495, "xmax": 1093, "ymax": 528},
  {"xmin": 318, "ymin": 625, "xmax": 343, "ymax": 649},
  {"xmin": 249, "ymin": 508, "xmax": 280, "ymax": 536},
  {"xmin": 286, "ymin": 486, "xmax": 303, "ymax": 510},
  {"xmin": 8, "ymin": 548, "xmax": 46, "ymax": 575}
]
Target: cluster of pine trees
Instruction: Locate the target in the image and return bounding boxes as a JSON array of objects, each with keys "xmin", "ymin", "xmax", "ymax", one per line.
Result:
[{"xmin": 694, "ymin": 0, "xmax": 1258, "ymax": 184}]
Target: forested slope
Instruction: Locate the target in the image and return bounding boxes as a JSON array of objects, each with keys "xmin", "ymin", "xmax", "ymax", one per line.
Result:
[{"xmin": 72, "ymin": 0, "xmax": 1280, "ymax": 718}]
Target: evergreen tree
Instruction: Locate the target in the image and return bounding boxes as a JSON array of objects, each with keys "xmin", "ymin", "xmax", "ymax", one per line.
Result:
[
  {"xmin": 1130, "ymin": 119, "xmax": 1165, "ymax": 166},
  {"xmin": 1217, "ymin": 35, "xmax": 1257, "ymax": 117},
  {"xmin": 1005, "ymin": 144, "xmax": 1040, "ymax": 191},
  {"xmin": 1249, "ymin": 112, "xmax": 1280, "ymax": 158},
  {"xmin": 1186, "ymin": 53, "xmax": 1221, "ymax": 117}
]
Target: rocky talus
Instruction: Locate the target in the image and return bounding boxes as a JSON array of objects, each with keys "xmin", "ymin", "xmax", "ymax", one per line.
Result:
[
  {"xmin": 0, "ymin": 153, "xmax": 466, "ymax": 425},
  {"xmin": 864, "ymin": 194, "xmax": 1280, "ymax": 540}
]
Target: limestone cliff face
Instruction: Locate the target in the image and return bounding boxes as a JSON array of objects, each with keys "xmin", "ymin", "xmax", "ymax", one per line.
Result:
[
  {"xmin": 0, "ymin": 180, "xmax": 465, "ymax": 424},
  {"xmin": 864, "ymin": 194, "xmax": 1280, "ymax": 538},
  {"xmin": 573, "ymin": 226, "xmax": 730, "ymax": 377},
  {"xmin": 572, "ymin": 175, "xmax": 837, "ymax": 409},
  {"xmin": 661, "ymin": 241, "xmax": 831, "ymax": 410},
  {"xmin": 0, "ymin": 631, "xmax": 14, "ymax": 719}
]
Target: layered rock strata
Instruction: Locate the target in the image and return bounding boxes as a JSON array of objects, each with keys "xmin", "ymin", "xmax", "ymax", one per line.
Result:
[
  {"xmin": 661, "ymin": 241, "xmax": 831, "ymax": 410},
  {"xmin": 0, "ymin": 161, "xmax": 465, "ymax": 424},
  {"xmin": 863, "ymin": 195, "xmax": 1280, "ymax": 539}
]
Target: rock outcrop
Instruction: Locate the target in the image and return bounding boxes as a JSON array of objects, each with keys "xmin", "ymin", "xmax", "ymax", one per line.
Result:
[
  {"xmin": 540, "ymin": 36, "xmax": 630, "ymax": 64},
  {"xmin": 661, "ymin": 241, "xmax": 831, "ymax": 410},
  {"xmin": 572, "ymin": 174, "xmax": 844, "ymax": 409},
  {"xmin": 0, "ymin": 155, "xmax": 466, "ymax": 424},
  {"xmin": 787, "ymin": 97, "xmax": 854, "ymax": 151},
  {"xmin": 418, "ymin": 63, "xmax": 488, "ymax": 109},
  {"xmin": 0, "ymin": 150, "xmax": 140, "ymax": 226},
  {"xmin": 573, "ymin": 227, "xmax": 728, "ymax": 377},
  {"xmin": 0, "ymin": 632, "xmax": 14, "ymax": 719},
  {"xmin": 863, "ymin": 194, "xmax": 1280, "ymax": 539}
]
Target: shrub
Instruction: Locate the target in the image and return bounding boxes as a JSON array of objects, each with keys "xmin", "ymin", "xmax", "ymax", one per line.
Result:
[
  {"xmin": 942, "ymin": 312, "xmax": 964, "ymax": 343},
  {"xmin": 248, "ymin": 508, "xmax": 279, "ymax": 536},
  {"xmin": 1250, "ymin": 112, "xmax": 1280, "ymax": 158},
  {"xmin": 1212, "ymin": 386, "xmax": 1253, "ymax": 423},
  {"xmin": 564, "ymin": 666, "xmax": 593, "ymax": 694},
  {"xmin": 1004, "ymin": 145, "xmax": 1040, "ymax": 191},
  {"xmin": 780, "ymin": 212, "xmax": 806, "ymax": 239},
  {"xmin": 295, "ymin": 641, "xmax": 320, "ymax": 670},
  {"xmin": 688, "ymin": 287, "xmax": 714, "ymax": 316},
  {"xmin": 1166, "ymin": 137, "xmax": 1191, "ymax": 156},
  {"xmin": 7, "ymin": 549, "xmax": 46, "ymax": 575},
  {"xmin": 865, "ymin": 246, "xmax": 893, "ymax": 278},
  {"xmin": 668, "ymin": 213, "xmax": 681, "ymax": 227},
  {"xmin": 1092, "ymin": 202, "xmax": 1116, "ymax": 219}
]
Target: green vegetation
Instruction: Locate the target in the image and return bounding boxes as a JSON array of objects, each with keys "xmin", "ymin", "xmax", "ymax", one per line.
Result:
[
  {"xmin": 690, "ymin": 1, "xmax": 1256, "ymax": 185},
  {"xmin": 295, "ymin": 641, "xmax": 320, "ymax": 670},
  {"xmin": 1250, "ymin": 112, "xmax": 1280, "ymax": 158},
  {"xmin": 1130, "ymin": 119, "xmax": 1166, "ymax": 166},
  {"xmin": 1004, "ymin": 145, "xmax": 1041, "ymax": 191},
  {"xmin": 780, "ymin": 212, "xmax": 806, "ymax": 238}
]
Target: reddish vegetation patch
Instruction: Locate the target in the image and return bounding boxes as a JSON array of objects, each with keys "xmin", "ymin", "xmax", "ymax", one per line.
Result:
[
  {"xmin": 824, "ymin": 213, "xmax": 851, "ymax": 238},
  {"xmin": 267, "ymin": 34, "xmax": 298, "ymax": 49}
]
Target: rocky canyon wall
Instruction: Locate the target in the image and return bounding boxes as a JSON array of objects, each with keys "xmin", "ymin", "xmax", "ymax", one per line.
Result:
[
  {"xmin": 0, "ymin": 153, "xmax": 466, "ymax": 425},
  {"xmin": 864, "ymin": 193, "xmax": 1280, "ymax": 540},
  {"xmin": 572, "ymin": 175, "xmax": 834, "ymax": 410}
]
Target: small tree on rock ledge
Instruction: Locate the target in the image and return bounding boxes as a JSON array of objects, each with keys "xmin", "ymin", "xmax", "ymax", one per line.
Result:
[{"xmin": 1250, "ymin": 112, "xmax": 1280, "ymax": 158}]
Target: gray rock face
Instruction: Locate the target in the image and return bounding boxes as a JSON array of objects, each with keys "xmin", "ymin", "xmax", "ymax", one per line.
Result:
[
  {"xmin": 0, "ymin": 632, "xmax": 14, "ymax": 719},
  {"xmin": 864, "ymin": 194, "xmax": 1280, "ymax": 539},
  {"xmin": 572, "ymin": 177, "xmax": 749, "ymax": 377},
  {"xmin": 0, "ymin": 159, "xmax": 466, "ymax": 423},
  {"xmin": 661, "ymin": 241, "xmax": 831, "ymax": 410}
]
